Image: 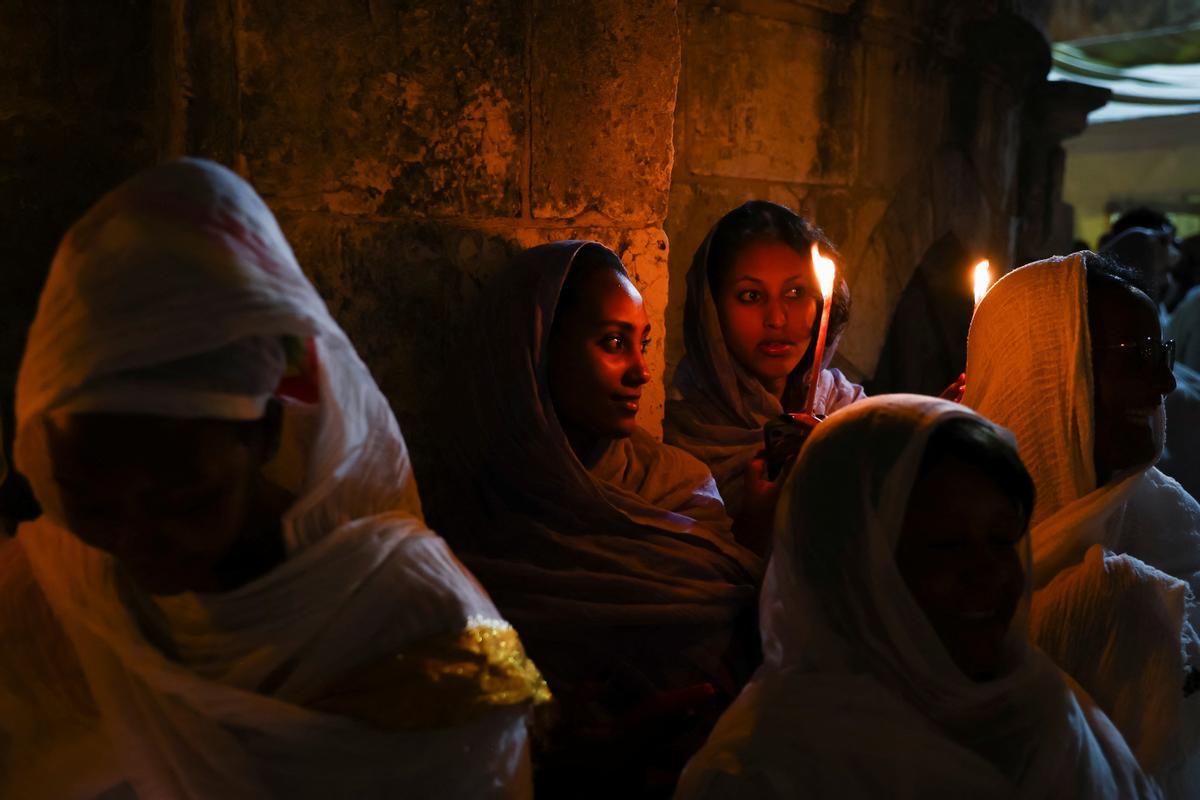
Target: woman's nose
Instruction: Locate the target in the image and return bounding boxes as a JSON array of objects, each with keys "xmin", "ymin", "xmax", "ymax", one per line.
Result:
[
  {"xmin": 1155, "ymin": 360, "xmax": 1177, "ymax": 396},
  {"xmin": 764, "ymin": 298, "xmax": 786, "ymax": 328},
  {"xmin": 625, "ymin": 351, "xmax": 651, "ymax": 386}
]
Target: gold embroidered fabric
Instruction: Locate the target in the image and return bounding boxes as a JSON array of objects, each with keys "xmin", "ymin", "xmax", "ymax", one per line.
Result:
[{"xmin": 304, "ymin": 618, "xmax": 552, "ymax": 730}]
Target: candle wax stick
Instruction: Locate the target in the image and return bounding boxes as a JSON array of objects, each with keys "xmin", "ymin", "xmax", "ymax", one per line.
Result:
[{"xmin": 803, "ymin": 291, "xmax": 833, "ymax": 414}]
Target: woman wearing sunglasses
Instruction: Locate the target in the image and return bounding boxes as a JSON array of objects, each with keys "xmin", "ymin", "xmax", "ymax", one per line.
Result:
[{"xmin": 964, "ymin": 251, "xmax": 1200, "ymax": 797}]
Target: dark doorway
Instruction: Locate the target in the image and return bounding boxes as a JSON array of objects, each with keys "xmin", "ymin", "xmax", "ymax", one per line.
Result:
[{"xmin": 866, "ymin": 232, "xmax": 975, "ymax": 397}]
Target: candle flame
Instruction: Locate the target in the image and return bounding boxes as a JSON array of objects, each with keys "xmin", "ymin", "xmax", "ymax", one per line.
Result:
[
  {"xmin": 973, "ymin": 259, "xmax": 991, "ymax": 306},
  {"xmin": 811, "ymin": 244, "xmax": 836, "ymax": 299}
]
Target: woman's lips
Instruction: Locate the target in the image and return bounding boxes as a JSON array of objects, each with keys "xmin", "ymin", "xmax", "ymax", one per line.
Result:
[
  {"xmin": 614, "ymin": 395, "xmax": 640, "ymax": 413},
  {"xmin": 757, "ymin": 340, "xmax": 796, "ymax": 357}
]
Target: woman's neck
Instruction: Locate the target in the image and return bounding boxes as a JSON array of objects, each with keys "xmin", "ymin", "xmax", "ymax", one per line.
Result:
[
  {"xmin": 761, "ymin": 375, "xmax": 787, "ymax": 401},
  {"xmin": 562, "ymin": 424, "xmax": 605, "ymax": 467}
]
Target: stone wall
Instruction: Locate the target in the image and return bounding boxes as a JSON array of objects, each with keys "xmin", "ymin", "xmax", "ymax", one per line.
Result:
[
  {"xmin": 0, "ymin": 0, "xmax": 172, "ymax": 512},
  {"xmin": 665, "ymin": 0, "xmax": 1052, "ymax": 385},
  {"xmin": 0, "ymin": 1, "xmax": 681, "ymax": 506},
  {"xmin": 1, "ymin": 0, "xmax": 1075, "ymax": 513}
]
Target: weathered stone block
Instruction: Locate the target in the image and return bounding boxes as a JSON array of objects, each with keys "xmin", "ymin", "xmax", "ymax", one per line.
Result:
[
  {"xmin": 279, "ymin": 215, "xmax": 669, "ymax": 472},
  {"xmin": 859, "ymin": 43, "xmax": 947, "ymax": 191},
  {"xmin": 680, "ymin": 7, "xmax": 860, "ymax": 185},
  {"xmin": 530, "ymin": 0, "xmax": 680, "ymax": 222},
  {"xmin": 240, "ymin": 0, "xmax": 527, "ymax": 218}
]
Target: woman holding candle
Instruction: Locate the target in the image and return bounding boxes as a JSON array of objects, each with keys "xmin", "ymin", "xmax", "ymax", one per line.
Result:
[
  {"xmin": 964, "ymin": 251, "xmax": 1200, "ymax": 797},
  {"xmin": 431, "ymin": 241, "xmax": 761, "ymax": 797},
  {"xmin": 676, "ymin": 395, "xmax": 1157, "ymax": 799},
  {"xmin": 665, "ymin": 201, "xmax": 864, "ymax": 552}
]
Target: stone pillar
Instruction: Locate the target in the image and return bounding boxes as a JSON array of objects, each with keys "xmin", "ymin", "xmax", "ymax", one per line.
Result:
[
  {"xmin": 1012, "ymin": 80, "xmax": 1111, "ymax": 265},
  {"xmin": 665, "ymin": 0, "xmax": 1054, "ymax": 385}
]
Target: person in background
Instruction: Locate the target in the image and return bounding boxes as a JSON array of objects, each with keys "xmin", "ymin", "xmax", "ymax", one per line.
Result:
[
  {"xmin": 665, "ymin": 201, "xmax": 864, "ymax": 553},
  {"xmin": 1099, "ymin": 206, "xmax": 1177, "ymax": 250},
  {"xmin": 676, "ymin": 396, "xmax": 1157, "ymax": 799},
  {"xmin": 0, "ymin": 159, "xmax": 547, "ymax": 799},
  {"xmin": 964, "ymin": 251, "xmax": 1200, "ymax": 796},
  {"xmin": 1167, "ymin": 235, "xmax": 1200, "ymax": 368}
]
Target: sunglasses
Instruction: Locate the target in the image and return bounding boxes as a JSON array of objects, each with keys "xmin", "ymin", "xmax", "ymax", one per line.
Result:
[{"xmin": 1096, "ymin": 337, "xmax": 1176, "ymax": 372}]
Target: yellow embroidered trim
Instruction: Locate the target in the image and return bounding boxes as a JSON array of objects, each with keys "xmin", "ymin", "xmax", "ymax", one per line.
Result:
[{"xmin": 304, "ymin": 618, "xmax": 552, "ymax": 730}]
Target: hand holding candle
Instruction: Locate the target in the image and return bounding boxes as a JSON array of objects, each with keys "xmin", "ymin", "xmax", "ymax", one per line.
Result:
[
  {"xmin": 803, "ymin": 244, "xmax": 837, "ymax": 414},
  {"xmin": 973, "ymin": 259, "xmax": 991, "ymax": 309}
]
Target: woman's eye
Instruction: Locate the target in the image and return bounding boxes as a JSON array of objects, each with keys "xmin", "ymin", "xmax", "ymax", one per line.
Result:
[
  {"xmin": 601, "ymin": 336, "xmax": 624, "ymax": 353},
  {"xmin": 736, "ymin": 290, "xmax": 760, "ymax": 304},
  {"xmin": 641, "ymin": 338, "xmax": 652, "ymax": 354},
  {"xmin": 784, "ymin": 287, "xmax": 806, "ymax": 299}
]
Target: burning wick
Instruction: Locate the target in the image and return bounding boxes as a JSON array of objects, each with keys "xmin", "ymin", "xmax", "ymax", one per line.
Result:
[
  {"xmin": 804, "ymin": 244, "xmax": 837, "ymax": 414},
  {"xmin": 973, "ymin": 259, "xmax": 991, "ymax": 309}
]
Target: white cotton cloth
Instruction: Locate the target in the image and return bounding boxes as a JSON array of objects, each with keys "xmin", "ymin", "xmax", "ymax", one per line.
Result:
[
  {"xmin": 964, "ymin": 252, "xmax": 1200, "ymax": 791},
  {"xmin": 3, "ymin": 158, "xmax": 535, "ymax": 799},
  {"xmin": 1168, "ymin": 285, "xmax": 1200, "ymax": 373},
  {"xmin": 676, "ymin": 395, "xmax": 1156, "ymax": 799},
  {"xmin": 1160, "ymin": 363, "xmax": 1200, "ymax": 500}
]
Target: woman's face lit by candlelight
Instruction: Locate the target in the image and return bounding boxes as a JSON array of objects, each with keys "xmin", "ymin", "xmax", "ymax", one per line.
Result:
[
  {"xmin": 895, "ymin": 454, "xmax": 1027, "ymax": 682},
  {"xmin": 45, "ymin": 409, "xmax": 287, "ymax": 596},
  {"xmin": 547, "ymin": 257, "xmax": 652, "ymax": 458},
  {"xmin": 714, "ymin": 240, "xmax": 819, "ymax": 399}
]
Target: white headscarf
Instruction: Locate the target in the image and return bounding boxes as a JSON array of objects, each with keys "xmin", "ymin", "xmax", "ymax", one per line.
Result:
[
  {"xmin": 6, "ymin": 159, "xmax": 544, "ymax": 799},
  {"xmin": 677, "ymin": 395, "xmax": 1157, "ymax": 799},
  {"xmin": 964, "ymin": 252, "xmax": 1200, "ymax": 789}
]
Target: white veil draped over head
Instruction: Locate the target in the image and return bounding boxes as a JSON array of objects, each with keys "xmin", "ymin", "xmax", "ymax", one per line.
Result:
[
  {"xmin": 678, "ymin": 395, "xmax": 1155, "ymax": 799},
  {"xmin": 964, "ymin": 253, "xmax": 1200, "ymax": 788},
  {"xmin": 6, "ymin": 158, "xmax": 541, "ymax": 799}
]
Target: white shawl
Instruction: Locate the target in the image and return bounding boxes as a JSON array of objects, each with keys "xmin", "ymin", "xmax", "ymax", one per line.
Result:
[
  {"xmin": 677, "ymin": 395, "xmax": 1156, "ymax": 799},
  {"xmin": 4, "ymin": 159, "xmax": 543, "ymax": 799},
  {"xmin": 965, "ymin": 252, "xmax": 1200, "ymax": 790}
]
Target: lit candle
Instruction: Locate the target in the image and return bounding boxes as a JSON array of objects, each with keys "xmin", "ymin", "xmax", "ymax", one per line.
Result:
[
  {"xmin": 804, "ymin": 244, "xmax": 836, "ymax": 414},
  {"xmin": 973, "ymin": 259, "xmax": 991, "ymax": 309}
]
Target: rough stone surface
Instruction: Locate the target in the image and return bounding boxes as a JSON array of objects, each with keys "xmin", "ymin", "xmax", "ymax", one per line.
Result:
[
  {"xmin": 239, "ymin": 0, "xmax": 528, "ymax": 219},
  {"xmin": 666, "ymin": 0, "xmax": 1050, "ymax": 385},
  {"xmin": 531, "ymin": 0, "xmax": 680, "ymax": 222},
  {"xmin": 0, "ymin": 0, "xmax": 161, "ymax": 472},
  {"xmin": 679, "ymin": 6, "xmax": 861, "ymax": 185}
]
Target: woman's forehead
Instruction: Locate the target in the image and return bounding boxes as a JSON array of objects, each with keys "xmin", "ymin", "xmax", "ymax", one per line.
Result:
[
  {"xmin": 731, "ymin": 240, "xmax": 812, "ymax": 280},
  {"xmin": 1089, "ymin": 280, "xmax": 1160, "ymax": 341},
  {"xmin": 571, "ymin": 268, "xmax": 647, "ymax": 324}
]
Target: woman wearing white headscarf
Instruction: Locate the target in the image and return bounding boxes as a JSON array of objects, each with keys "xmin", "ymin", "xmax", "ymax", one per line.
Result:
[
  {"xmin": 665, "ymin": 202, "xmax": 863, "ymax": 538},
  {"xmin": 0, "ymin": 158, "xmax": 547, "ymax": 799},
  {"xmin": 965, "ymin": 251, "xmax": 1200, "ymax": 795},
  {"xmin": 677, "ymin": 395, "xmax": 1157, "ymax": 799}
]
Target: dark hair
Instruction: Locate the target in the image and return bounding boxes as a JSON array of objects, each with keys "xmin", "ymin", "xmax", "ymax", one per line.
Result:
[
  {"xmin": 1083, "ymin": 249, "xmax": 1149, "ymax": 296},
  {"xmin": 555, "ymin": 243, "xmax": 626, "ymax": 320},
  {"xmin": 704, "ymin": 201, "xmax": 850, "ymax": 381},
  {"xmin": 920, "ymin": 417, "xmax": 1036, "ymax": 523},
  {"xmin": 1110, "ymin": 206, "xmax": 1175, "ymax": 239},
  {"xmin": 706, "ymin": 201, "xmax": 836, "ymax": 291}
]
